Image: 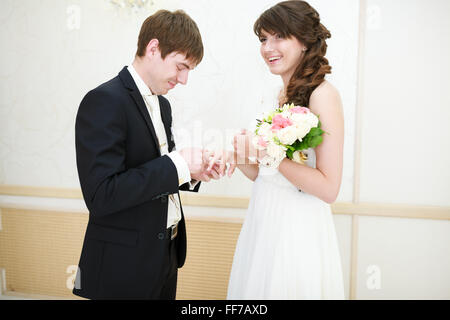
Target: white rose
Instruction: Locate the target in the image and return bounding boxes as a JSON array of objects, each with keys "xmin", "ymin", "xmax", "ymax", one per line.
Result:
[
  {"xmin": 266, "ymin": 141, "xmax": 286, "ymax": 160},
  {"xmin": 294, "ymin": 122, "xmax": 311, "ymax": 140},
  {"xmin": 257, "ymin": 122, "xmax": 272, "ymax": 138},
  {"xmin": 277, "ymin": 126, "xmax": 298, "ymax": 145},
  {"xmin": 305, "ymin": 112, "xmax": 319, "ymax": 128},
  {"xmin": 290, "ymin": 113, "xmax": 306, "ymax": 124}
]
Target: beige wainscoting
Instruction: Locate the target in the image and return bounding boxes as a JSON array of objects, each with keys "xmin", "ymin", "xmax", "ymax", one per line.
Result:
[
  {"xmin": 0, "ymin": 207, "xmax": 88, "ymax": 299},
  {"xmin": 1, "ymin": 185, "xmax": 449, "ymax": 220},
  {"xmin": 0, "ymin": 185, "xmax": 83, "ymax": 199},
  {"xmin": 0, "ymin": 205, "xmax": 242, "ymax": 300}
]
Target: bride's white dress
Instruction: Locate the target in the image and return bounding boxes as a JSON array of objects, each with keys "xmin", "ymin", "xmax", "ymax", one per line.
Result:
[{"xmin": 227, "ymin": 148, "xmax": 345, "ymax": 299}]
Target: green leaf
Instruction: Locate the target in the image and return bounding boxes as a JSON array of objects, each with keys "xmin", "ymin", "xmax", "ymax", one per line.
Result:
[
  {"xmin": 292, "ymin": 140, "xmax": 302, "ymax": 149},
  {"xmin": 286, "ymin": 145, "xmax": 295, "ymax": 151},
  {"xmin": 309, "ymin": 127, "xmax": 322, "ymax": 136},
  {"xmin": 286, "ymin": 149, "xmax": 294, "ymax": 159},
  {"xmin": 310, "ymin": 135, "xmax": 323, "ymax": 148},
  {"xmin": 298, "ymin": 139, "xmax": 309, "ymax": 150}
]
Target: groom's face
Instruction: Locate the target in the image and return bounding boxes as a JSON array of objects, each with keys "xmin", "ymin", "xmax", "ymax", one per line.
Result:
[{"xmin": 147, "ymin": 46, "xmax": 195, "ymax": 95}]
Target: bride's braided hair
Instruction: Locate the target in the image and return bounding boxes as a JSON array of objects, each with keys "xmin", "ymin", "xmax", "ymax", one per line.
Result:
[{"xmin": 254, "ymin": 0, "xmax": 332, "ymax": 107}]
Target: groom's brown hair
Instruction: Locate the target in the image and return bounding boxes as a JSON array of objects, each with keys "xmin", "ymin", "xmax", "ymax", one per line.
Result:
[{"xmin": 136, "ymin": 9, "xmax": 204, "ymax": 66}]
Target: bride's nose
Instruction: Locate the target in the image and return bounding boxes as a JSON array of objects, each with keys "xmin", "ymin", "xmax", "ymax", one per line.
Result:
[{"xmin": 262, "ymin": 38, "xmax": 276, "ymax": 53}]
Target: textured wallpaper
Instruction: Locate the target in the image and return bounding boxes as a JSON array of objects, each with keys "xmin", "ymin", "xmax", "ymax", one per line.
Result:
[{"xmin": 0, "ymin": 0, "xmax": 358, "ymax": 200}]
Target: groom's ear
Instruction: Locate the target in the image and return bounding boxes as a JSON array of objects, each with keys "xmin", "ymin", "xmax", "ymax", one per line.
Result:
[{"xmin": 145, "ymin": 39, "xmax": 160, "ymax": 58}]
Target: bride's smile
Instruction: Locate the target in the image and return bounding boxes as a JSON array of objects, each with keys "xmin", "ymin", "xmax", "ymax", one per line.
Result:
[{"xmin": 267, "ymin": 55, "xmax": 283, "ymax": 65}]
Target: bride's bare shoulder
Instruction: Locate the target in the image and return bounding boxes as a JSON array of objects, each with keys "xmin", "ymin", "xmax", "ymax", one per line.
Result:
[
  {"xmin": 309, "ymin": 80, "xmax": 342, "ymax": 114},
  {"xmin": 311, "ymin": 80, "xmax": 340, "ymax": 100}
]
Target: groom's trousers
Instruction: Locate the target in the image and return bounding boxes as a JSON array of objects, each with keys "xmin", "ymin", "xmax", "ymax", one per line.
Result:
[{"xmin": 156, "ymin": 226, "xmax": 179, "ymax": 299}]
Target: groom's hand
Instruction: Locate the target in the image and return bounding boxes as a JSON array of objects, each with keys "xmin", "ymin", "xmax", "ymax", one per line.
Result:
[
  {"xmin": 190, "ymin": 166, "xmax": 220, "ymax": 182},
  {"xmin": 178, "ymin": 148, "xmax": 221, "ymax": 182},
  {"xmin": 178, "ymin": 147, "xmax": 205, "ymax": 174},
  {"xmin": 179, "ymin": 148, "xmax": 234, "ymax": 182}
]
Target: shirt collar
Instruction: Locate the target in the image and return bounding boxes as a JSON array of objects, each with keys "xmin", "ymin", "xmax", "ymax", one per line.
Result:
[{"xmin": 127, "ymin": 64, "xmax": 154, "ymax": 97}]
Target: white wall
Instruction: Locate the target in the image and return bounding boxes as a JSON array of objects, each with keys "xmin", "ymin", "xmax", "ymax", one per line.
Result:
[
  {"xmin": 357, "ymin": 216, "xmax": 450, "ymax": 299},
  {"xmin": 356, "ymin": 0, "xmax": 450, "ymax": 299},
  {"xmin": 360, "ymin": 0, "xmax": 450, "ymax": 206}
]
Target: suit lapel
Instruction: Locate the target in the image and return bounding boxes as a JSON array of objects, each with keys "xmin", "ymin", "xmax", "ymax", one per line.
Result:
[
  {"xmin": 119, "ymin": 67, "xmax": 161, "ymax": 156},
  {"xmin": 159, "ymin": 97, "xmax": 175, "ymax": 152}
]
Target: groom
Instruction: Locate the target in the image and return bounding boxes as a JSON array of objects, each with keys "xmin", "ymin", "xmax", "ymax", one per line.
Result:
[{"xmin": 73, "ymin": 9, "xmax": 216, "ymax": 299}]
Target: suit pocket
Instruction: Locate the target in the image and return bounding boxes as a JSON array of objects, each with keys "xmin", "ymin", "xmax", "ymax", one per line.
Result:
[{"xmin": 86, "ymin": 223, "xmax": 139, "ymax": 247}]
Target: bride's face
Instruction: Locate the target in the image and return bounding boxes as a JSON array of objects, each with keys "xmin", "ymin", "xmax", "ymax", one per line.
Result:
[{"xmin": 259, "ymin": 29, "xmax": 306, "ymax": 80}]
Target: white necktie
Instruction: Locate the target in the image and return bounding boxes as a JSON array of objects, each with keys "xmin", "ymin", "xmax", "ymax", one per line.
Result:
[
  {"xmin": 145, "ymin": 95, "xmax": 167, "ymax": 151},
  {"xmin": 143, "ymin": 94, "xmax": 181, "ymax": 228}
]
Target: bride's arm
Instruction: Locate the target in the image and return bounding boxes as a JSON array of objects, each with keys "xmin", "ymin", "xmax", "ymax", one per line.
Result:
[
  {"xmin": 278, "ymin": 82, "xmax": 344, "ymax": 204},
  {"xmin": 236, "ymin": 162, "xmax": 259, "ymax": 181}
]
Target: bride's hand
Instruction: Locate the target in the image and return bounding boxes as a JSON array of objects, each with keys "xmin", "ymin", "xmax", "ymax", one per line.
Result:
[
  {"xmin": 233, "ymin": 129, "xmax": 250, "ymax": 159},
  {"xmin": 233, "ymin": 129, "xmax": 266, "ymax": 162}
]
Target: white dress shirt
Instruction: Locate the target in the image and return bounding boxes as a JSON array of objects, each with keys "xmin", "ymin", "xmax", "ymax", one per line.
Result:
[{"xmin": 127, "ymin": 64, "xmax": 197, "ymax": 228}]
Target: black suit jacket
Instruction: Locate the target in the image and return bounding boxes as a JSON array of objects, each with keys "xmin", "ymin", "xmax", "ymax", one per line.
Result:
[{"xmin": 73, "ymin": 66, "xmax": 199, "ymax": 299}]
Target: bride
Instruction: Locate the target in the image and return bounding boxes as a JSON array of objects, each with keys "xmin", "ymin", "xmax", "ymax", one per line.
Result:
[{"xmin": 210, "ymin": 0, "xmax": 345, "ymax": 299}]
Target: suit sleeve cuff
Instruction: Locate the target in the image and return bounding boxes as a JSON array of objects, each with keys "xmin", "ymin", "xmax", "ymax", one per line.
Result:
[
  {"xmin": 188, "ymin": 179, "xmax": 200, "ymax": 190},
  {"xmin": 167, "ymin": 151, "xmax": 191, "ymax": 186}
]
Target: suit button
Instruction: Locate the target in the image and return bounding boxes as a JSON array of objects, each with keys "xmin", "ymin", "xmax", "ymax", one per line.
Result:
[
  {"xmin": 157, "ymin": 233, "xmax": 164, "ymax": 240},
  {"xmin": 161, "ymin": 195, "xmax": 167, "ymax": 203}
]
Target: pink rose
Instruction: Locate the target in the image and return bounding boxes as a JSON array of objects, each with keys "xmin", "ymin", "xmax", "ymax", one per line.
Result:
[
  {"xmin": 258, "ymin": 136, "xmax": 268, "ymax": 147},
  {"xmin": 271, "ymin": 114, "xmax": 293, "ymax": 131},
  {"xmin": 290, "ymin": 107, "xmax": 309, "ymax": 114}
]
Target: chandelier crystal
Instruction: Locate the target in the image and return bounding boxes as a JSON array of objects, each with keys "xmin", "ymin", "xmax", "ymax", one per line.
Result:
[{"xmin": 109, "ymin": 0, "xmax": 155, "ymax": 11}]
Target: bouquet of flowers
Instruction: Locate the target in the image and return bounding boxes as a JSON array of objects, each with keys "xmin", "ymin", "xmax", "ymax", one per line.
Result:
[{"xmin": 253, "ymin": 103, "xmax": 326, "ymax": 168}]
